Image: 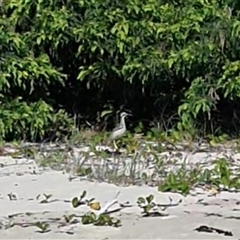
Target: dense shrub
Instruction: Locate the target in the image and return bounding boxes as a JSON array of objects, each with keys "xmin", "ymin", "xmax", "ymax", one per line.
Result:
[{"xmin": 1, "ymin": 0, "xmax": 240, "ymax": 140}]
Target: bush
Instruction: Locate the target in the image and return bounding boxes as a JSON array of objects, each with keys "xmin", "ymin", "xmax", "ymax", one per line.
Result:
[
  {"xmin": 0, "ymin": 98, "xmax": 74, "ymax": 141},
  {"xmin": 1, "ymin": 0, "xmax": 240, "ymax": 140}
]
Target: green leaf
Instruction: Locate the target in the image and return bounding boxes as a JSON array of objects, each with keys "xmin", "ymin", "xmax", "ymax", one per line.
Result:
[
  {"xmin": 77, "ymin": 69, "xmax": 89, "ymax": 81},
  {"xmin": 71, "ymin": 197, "xmax": 80, "ymax": 208},
  {"xmin": 80, "ymin": 190, "xmax": 87, "ymax": 200},
  {"xmin": 100, "ymin": 110, "xmax": 113, "ymax": 118},
  {"xmin": 137, "ymin": 197, "xmax": 146, "ymax": 204},
  {"xmin": 146, "ymin": 194, "xmax": 154, "ymax": 204}
]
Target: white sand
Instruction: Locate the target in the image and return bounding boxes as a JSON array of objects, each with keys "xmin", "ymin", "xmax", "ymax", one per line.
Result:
[{"xmin": 0, "ymin": 154, "xmax": 239, "ymax": 239}]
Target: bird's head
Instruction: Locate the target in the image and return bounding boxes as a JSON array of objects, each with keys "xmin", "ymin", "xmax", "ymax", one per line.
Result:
[{"xmin": 120, "ymin": 112, "xmax": 131, "ymax": 118}]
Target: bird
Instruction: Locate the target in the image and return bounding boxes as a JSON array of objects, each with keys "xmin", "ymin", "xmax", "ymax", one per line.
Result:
[{"xmin": 109, "ymin": 112, "xmax": 130, "ymax": 150}]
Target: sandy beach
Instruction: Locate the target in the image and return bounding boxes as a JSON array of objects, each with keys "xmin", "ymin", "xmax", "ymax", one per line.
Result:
[{"xmin": 0, "ymin": 146, "xmax": 240, "ymax": 239}]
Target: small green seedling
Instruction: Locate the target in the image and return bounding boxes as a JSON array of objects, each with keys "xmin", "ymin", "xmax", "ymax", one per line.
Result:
[
  {"xmin": 137, "ymin": 194, "xmax": 169, "ymax": 217},
  {"xmin": 35, "ymin": 222, "xmax": 50, "ymax": 233},
  {"xmin": 63, "ymin": 214, "xmax": 76, "ymax": 223},
  {"xmin": 20, "ymin": 148, "xmax": 36, "ymax": 158},
  {"xmin": 73, "ymin": 166, "xmax": 92, "ymax": 177},
  {"xmin": 71, "ymin": 190, "xmax": 95, "ymax": 208},
  {"xmin": 37, "ymin": 193, "xmax": 53, "ymax": 203},
  {"xmin": 8, "ymin": 193, "xmax": 17, "ymax": 201},
  {"xmin": 81, "ymin": 212, "xmax": 121, "ymax": 227},
  {"xmin": 137, "ymin": 194, "xmax": 155, "ymax": 214},
  {"xmin": 57, "ymin": 214, "xmax": 79, "ymax": 228}
]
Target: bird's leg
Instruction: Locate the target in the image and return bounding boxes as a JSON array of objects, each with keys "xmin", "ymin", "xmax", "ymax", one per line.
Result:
[{"xmin": 113, "ymin": 140, "xmax": 118, "ymax": 150}]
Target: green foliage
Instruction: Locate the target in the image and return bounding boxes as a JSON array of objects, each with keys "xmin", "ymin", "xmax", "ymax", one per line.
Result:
[
  {"xmin": 158, "ymin": 170, "xmax": 194, "ymax": 195},
  {"xmin": 0, "ymin": 98, "xmax": 74, "ymax": 141},
  {"xmin": 137, "ymin": 194, "xmax": 155, "ymax": 214},
  {"xmin": 81, "ymin": 212, "xmax": 121, "ymax": 227},
  {"xmin": 211, "ymin": 158, "xmax": 240, "ymax": 189},
  {"xmin": 34, "ymin": 222, "xmax": 50, "ymax": 233},
  {"xmin": 158, "ymin": 158, "xmax": 240, "ymax": 195},
  {"xmin": 1, "ymin": 0, "xmax": 240, "ymax": 139},
  {"xmin": 0, "ymin": 0, "xmax": 73, "ymax": 141}
]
